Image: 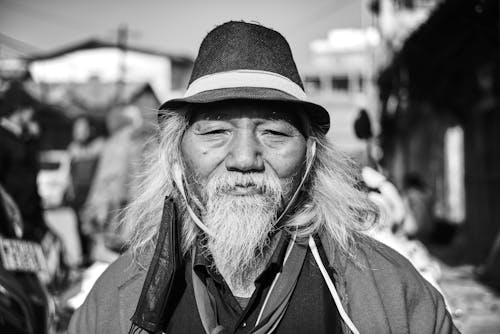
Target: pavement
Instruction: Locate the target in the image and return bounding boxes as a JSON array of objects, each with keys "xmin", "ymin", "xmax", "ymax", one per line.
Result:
[{"xmin": 439, "ymin": 264, "xmax": 500, "ymax": 334}]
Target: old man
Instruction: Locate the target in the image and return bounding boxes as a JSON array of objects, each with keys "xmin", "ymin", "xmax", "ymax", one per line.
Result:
[{"xmin": 69, "ymin": 21, "xmax": 459, "ymax": 334}]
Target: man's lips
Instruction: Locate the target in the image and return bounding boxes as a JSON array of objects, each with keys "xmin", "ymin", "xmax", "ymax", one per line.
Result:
[{"xmin": 226, "ymin": 184, "xmax": 262, "ymax": 196}]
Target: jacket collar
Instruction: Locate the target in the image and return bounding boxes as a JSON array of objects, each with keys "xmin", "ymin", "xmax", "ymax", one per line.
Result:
[
  {"xmin": 116, "ymin": 251, "xmax": 151, "ymax": 333},
  {"xmin": 118, "ymin": 271, "xmax": 147, "ymax": 333}
]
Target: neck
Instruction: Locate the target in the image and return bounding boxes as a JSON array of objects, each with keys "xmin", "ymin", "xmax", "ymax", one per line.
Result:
[{"xmin": 211, "ymin": 233, "xmax": 280, "ymax": 298}]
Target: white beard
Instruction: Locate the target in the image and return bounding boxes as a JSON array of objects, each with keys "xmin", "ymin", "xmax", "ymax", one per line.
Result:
[{"xmin": 201, "ymin": 171, "xmax": 292, "ymax": 296}]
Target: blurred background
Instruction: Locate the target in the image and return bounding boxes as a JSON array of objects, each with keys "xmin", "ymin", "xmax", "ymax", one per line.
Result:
[{"xmin": 0, "ymin": 0, "xmax": 498, "ymax": 333}]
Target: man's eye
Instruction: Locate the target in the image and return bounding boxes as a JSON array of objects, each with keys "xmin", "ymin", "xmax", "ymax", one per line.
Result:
[
  {"xmin": 263, "ymin": 130, "xmax": 289, "ymax": 137},
  {"xmin": 202, "ymin": 129, "xmax": 228, "ymax": 135}
]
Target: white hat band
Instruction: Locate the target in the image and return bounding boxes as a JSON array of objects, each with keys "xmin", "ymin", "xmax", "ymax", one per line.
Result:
[{"xmin": 184, "ymin": 69, "xmax": 308, "ymax": 101}]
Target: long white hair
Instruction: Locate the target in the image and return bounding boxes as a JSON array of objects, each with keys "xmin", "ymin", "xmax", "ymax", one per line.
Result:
[{"xmin": 122, "ymin": 109, "xmax": 378, "ymax": 264}]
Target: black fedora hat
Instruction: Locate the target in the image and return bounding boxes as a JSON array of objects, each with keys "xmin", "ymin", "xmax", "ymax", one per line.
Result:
[{"xmin": 160, "ymin": 21, "xmax": 330, "ymax": 132}]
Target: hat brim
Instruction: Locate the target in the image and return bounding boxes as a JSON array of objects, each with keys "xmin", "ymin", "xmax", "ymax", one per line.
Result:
[{"xmin": 159, "ymin": 87, "xmax": 330, "ymax": 132}]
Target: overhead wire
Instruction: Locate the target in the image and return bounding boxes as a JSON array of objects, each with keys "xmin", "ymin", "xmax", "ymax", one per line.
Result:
[
  {"xmin": 1, "ymin": 0, "xmax": 88, "ymax": 31},
  {"xmin": 0, "ymin": 32, "xmax": 41, "ymax": 55}
]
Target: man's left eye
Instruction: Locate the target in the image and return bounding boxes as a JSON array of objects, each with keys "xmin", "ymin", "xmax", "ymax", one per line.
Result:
[
  {"xmin": 202, "ymin": 129, "xmax": 228, "ymax": 135},
  {"xmin": 263, "ymin": 130, "xmax": 289, "ymax": 137}
]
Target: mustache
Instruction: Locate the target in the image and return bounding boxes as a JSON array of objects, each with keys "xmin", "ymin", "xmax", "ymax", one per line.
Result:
[{"xmin": 205, "ymin": 171, "xmax": 283, "ymax": 197}]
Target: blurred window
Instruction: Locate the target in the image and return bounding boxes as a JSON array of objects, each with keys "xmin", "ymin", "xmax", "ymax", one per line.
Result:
[
  {"xmin": 331, "ymin": 76, "xmax": 349, "ymax": 91},
  {"xmin": 358, "ymin": 76, "xmax": 365, "ymax": 91},
  {"xmin": 304, "ymin": 76, "xmax": 322, "ymax": 93}
]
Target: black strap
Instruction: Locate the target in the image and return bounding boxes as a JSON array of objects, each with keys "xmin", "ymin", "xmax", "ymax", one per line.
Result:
[{"xmin": 129, "ymin": 197, "xmax": 184, "ymax": 333}]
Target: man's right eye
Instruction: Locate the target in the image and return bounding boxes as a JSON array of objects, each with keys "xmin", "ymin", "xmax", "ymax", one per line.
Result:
[{"xmin": 201, "ymin": 129, "xmax": 228, "ymax": 135}]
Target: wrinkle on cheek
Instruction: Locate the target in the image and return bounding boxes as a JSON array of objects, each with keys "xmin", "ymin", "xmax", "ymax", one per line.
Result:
[{"xmin": 181, "ymin": 133, "xmax": 224, "ymax": 185}]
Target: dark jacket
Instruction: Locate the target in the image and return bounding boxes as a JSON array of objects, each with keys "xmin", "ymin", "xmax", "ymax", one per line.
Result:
[
  {"xmin": 69, "ymin": 236, "xmax": 459, "ymax": 333},
  {"xmin": 0, "ymin": 126, "xmax": 45, "ymax": 241}
]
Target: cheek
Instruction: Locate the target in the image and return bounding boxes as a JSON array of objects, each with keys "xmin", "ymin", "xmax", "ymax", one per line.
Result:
[
  {"xmin": 264, "ymin": 141, "xmax": 307, "ymax": 202},
  {"xmin": 264, "ymin": 139, "xmax": 307, "ymax": 179},
  {"xmin": 180, "ymin": 132, "xmax": 225, "ymax": 183}
]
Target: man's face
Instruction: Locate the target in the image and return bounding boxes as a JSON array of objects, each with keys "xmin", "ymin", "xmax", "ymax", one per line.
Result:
[
  {"xmin": 180, "ymin": 100, "xmax": 308, "ymax": 283},
  {"xmin": 181, "ymin": 101, "xmax": 308, "ymax": 202}
]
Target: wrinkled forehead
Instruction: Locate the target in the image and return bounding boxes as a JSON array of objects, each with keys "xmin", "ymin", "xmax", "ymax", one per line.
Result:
[{"xmin": 187, "ymin": 100, "xmax": 310, "ymax": 134}]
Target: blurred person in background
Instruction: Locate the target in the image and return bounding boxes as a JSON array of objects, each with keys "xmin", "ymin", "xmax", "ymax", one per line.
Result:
[
  {"xmin": 403, "ymin": 173, "xmax": 433, "ymax": 242},
  {"xmin": 65, "ymin": 116, "xmax": 105, "ymax": 267},
  {"xmin": 82, "ymin": 104, "xmax": 145, "ymax": 262},
  {"xmin": 0, "ymin": 183, "xmax": 24, "ymax": 238},
  {"xmin": 70, "ymin": 21, "xmax": 457, "ymax": 334},
  {"xmin": 0, "ymin": 183, "xmax": 56, "ymax": 334},
  {"xmin": 0, "ymin": 82, "xmax": 71, "ymax": 294},
  {"xmin": 0, "ymin": 81, "xmax": 48, "ymax": 242}
]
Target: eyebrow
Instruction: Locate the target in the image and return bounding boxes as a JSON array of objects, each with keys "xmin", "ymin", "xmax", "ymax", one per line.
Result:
[
  {"xmin": 193, "ymin": 117, "xmax": 297, "ymax": 127},
  {"xmin": 188, "ymin": 105, "xmax": 310, "ymax": 135}
]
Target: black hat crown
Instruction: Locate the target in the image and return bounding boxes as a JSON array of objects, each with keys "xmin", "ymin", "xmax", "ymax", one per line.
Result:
[
  {"xmin": 161, "ymin": 21, "xmax": 330, "ymax": 132},
  {"xmin": 190, "ymin": 21, "xmax": 304, "ymax": 89}
]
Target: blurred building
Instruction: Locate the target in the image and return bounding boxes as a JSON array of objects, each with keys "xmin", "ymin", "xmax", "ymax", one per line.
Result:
[
  {"xmin": 374, "ymin": 0, "xmax": 499, "ymax": 262},
  {"xmin": 1, "ymin": 39, "xmax": 193, "ymax": 150},
  {"xmin": 372, "ymin": 0, "xmax": 439, "ymax": 52},
  {"xmin": 28, "ymin": 39, "xmax": 193, "ymax": 102},
  {"xmin": 370, "ymin": 0, "xmax": 450, "ymax": 222},
  {"xmin": 303, "ymin": 27, "xmax": 382, "ymax": 154}
]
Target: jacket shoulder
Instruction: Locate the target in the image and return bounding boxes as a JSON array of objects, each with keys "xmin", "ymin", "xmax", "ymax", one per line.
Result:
[
  {"xmin": 99, "ymin": 251, "xmax": 144, "ymax": 288},
  {"xmin": 344, "ymin": 235, "xmax": 459, "ymax": 333},
  {"xmin": 68, "ymin": 252, "xmax": 147, "ymax": 333},
  {"xmin": 353, "ymin": 235, "xmax": 440, "ymax": 300},
  {"xmin": 356, "ymin": 235, "xmax": 421, "ymax": 272}
]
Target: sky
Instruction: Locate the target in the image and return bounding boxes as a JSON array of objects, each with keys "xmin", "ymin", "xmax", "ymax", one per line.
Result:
[{"xmin": 0, "ymin": 0, "xmax": 372, "ymax": 69}]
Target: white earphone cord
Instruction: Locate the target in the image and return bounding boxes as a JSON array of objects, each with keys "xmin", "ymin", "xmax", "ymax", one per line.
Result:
[{"xmin": 309, "ymin": 236, "xmax": 360, "ymax": 334}]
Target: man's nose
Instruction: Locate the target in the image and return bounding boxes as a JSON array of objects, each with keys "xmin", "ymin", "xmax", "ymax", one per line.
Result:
[{"xmin": 225, "ymin": 131, "xmax": 264, "ymax": 172}]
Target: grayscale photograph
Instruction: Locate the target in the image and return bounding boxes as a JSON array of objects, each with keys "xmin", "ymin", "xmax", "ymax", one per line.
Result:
[{"xmin": 0, "ymin": 0, "xmax": 498, "ymax": 333}]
